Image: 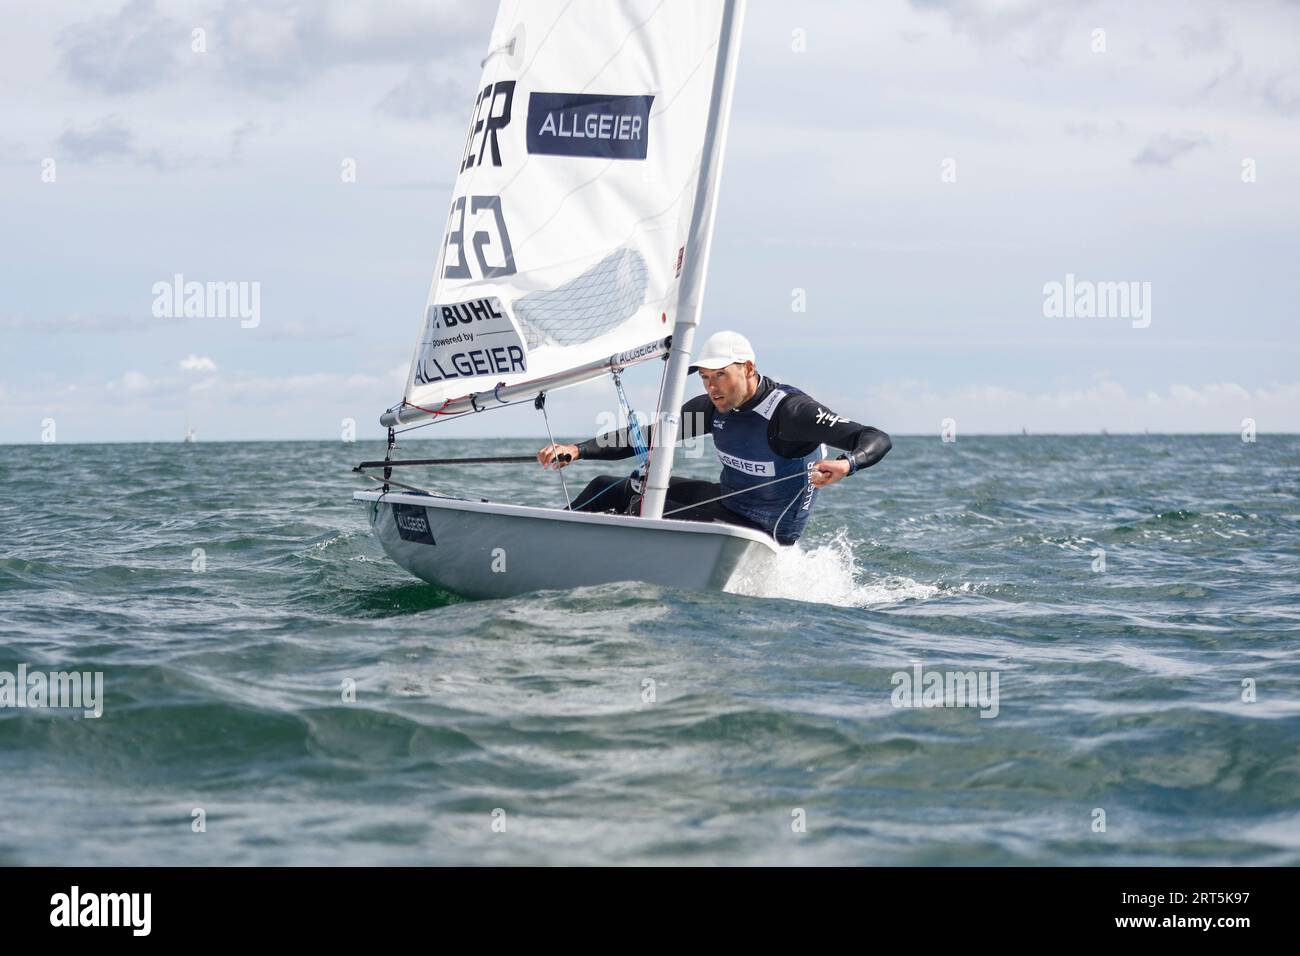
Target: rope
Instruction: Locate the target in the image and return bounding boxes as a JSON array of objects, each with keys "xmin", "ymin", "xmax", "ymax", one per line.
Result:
[
  {"xmin": 355, "ymin": 455, "xmax": 539, "ymax": 469},
  {"xmin": 537, "ymin": 392, "xmax": 571, "ymax": 508},
  {"xmin": 569, "ymin": 476, "xmax": 629, "ymax": 512},
  {"xmin": 612, "ymin": 369, "xmax": 649, "ymax": 462},
  {"xmin": 406, "ymin": 399, "xmax": 455, "ymax": 417},
  {"xmin": 393, "ymin": 398, "xmax": 472, "ymax": 436},
  {"xmin": 480, "ymin": 35, "xmax": 516, "ymax": 68},
  {"xmin": 357, "ymin": 470, "xmax": 445, "ymax": 498},
  {"xmin": 771, "ymin": 480, "xmax": 809, "ymax": 541},
  {"xmin": 660, "ymin": 471, "xmax": 809, "ymax": 517}
]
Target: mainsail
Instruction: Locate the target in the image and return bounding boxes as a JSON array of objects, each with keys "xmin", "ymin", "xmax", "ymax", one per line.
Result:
[{"xmin": 384, "ymin": 0, "xmax": 737, "ymax": 427}]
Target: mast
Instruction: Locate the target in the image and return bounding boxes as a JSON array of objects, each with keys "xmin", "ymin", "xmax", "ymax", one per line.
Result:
[{"xmin": 640, "ymin": 0, "xmax": 746, "ymax": 520}]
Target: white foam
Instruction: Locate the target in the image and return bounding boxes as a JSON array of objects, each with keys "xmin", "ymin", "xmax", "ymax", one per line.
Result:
[{"xmin": 725, "ymin": 528, "xmax": 940, "ymax": 608}]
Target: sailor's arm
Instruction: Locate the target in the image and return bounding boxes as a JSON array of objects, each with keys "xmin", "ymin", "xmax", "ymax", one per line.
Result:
[
  {"xmin": 836, "ymin": 425, "xmax": 892, "ymax": 473},
  {"xmin": 772, "ymin": 394, "xmax": 891, "ymax": 487},
  {"xmin": 538, "ymin": 394, "xmax": 714, "ymax": 468}
]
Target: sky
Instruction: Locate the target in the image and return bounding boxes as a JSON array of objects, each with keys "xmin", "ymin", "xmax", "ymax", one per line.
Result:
[{"xmin": 2, "ymin": 0, "xmax": 1299, "ymax": 444}]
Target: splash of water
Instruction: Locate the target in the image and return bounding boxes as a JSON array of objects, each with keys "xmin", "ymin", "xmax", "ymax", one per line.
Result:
[{"xmin": 725, "ymin": 528, "xmax": 939, "ymax": 608}]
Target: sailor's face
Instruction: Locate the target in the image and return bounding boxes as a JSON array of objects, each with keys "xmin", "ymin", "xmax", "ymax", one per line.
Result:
[{"xmin": 699, "ymin": 363, "xmax": 751, "ymax": 412}]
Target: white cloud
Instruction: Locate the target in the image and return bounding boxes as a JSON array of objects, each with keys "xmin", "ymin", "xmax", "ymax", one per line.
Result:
[
  {"xmin": 179, "ymin": 354, "xmax": 218, "ymax": 372},
  {"xmin": 57, "ymin": 0, "xmax": 182, "ymax": 94},
  {"xmin": 211, "ymin": 0, "xmax": 486, "ymax": 90},
  {"xmin": 55, "ymin": 114, "xmax": 169, "ymax": 169},
  {"xmin": 376, "ymin": 62, "xmax": 464, "ymax": 120},
  {"xmin": 1132, "ymin": 133, "xmax": 1213, "ymax": 167},
  {"xmin": 109, "ymin": 371, "xmax": 152, "ymax": 392}
]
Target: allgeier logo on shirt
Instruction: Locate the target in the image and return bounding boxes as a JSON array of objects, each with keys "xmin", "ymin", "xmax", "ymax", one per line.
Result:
[{"xmin": 717, "ymin": 450, "xmax": 774, "ymax": 476}]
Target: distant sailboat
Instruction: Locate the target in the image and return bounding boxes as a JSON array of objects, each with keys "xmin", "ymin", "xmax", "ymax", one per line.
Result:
[
  {"xmin": 184, "ymin": 417, "xmax": 196, "ymax": 443},
  {"xmin": 353, "ymin": 0, "xmax": 767, "ymax": 599}
]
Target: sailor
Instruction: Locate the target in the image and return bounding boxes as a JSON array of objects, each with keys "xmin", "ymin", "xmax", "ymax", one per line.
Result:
[{"xmin": 537, "ymin": 331, "xmax": 891, "ymax": 545}]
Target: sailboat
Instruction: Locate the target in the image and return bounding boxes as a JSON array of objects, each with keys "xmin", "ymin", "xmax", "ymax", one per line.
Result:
[
  {"xmin": 354, "ymin": 0, "xmax": 776, "ymax": 599},
  {"xmin": 184, "ymin": 417, "xmax": 196, "ymax": 443}
]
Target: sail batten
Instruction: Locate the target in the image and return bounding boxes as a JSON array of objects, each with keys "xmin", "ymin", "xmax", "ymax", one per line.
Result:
[{"xmin": 386, "ymin": 0, "xmax": 736, "ymax": 429}]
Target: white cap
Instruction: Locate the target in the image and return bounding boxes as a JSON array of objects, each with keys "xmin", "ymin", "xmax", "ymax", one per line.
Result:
[{"xmin": 688, "ymin": 331, "xmax": 756, "ymax": 372}]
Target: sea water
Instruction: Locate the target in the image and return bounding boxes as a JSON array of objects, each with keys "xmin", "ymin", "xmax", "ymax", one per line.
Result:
[{"xmin": 0, "ymin": 435, "xmax": 1296, "ymax": 864}]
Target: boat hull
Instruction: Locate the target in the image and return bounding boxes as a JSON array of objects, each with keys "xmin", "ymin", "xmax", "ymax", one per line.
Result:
[{"xmin": 355, "ymin": 490, "xmax": 778, "ymax": 600}]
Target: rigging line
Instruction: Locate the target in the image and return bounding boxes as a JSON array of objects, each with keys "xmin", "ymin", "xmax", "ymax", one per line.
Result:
[
  {"xmin": 772, "ymin": 445, "xmax": 828, "ymax": 538},
  {"xmin": 611, "ymin": 370, "xmax": 649, "ymax": 515},
  {"xmin": 356, "ymin": 470, "xmax": 449, "ymax": 498},
  {"xmin": 770, "ymin": 443, "xmax": 830, "ymax": 537},
  {"xmin": 569, "ymin": 475, "xmax": 628, "ymax": 512},
  {"xmin": 612, "ymin": 369, "xmax": 649, "ymax": 462},
  {"xmin": 537, "ymin": 392, "xmax": 572, "ymax": 508},
  {"xmin": 356, "ymin": 455, "xmax": 539, "ymax": 469},
  {"xmin": 394, "ymin": 413, "xmax": 468, "ymax": 436},
  {"xmin": 772, "ymin": 481, "xmax": 809, "ymax": 542},
  {"xmin": 393, "ymin": 390, "xmax": 537, "ymax": 435},
  {"xmin": 393, "ymin": 406, "xmax": 472, "ymax": 436},
  {"xmin": 660, "ymin": 471, "xmax": 809, "ymax": 517},
  {"xmin": 406, "ymin": 398, "xmax": 456, "ymax": 417}
]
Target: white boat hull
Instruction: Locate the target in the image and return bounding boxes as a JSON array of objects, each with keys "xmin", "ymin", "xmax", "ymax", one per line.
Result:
[{"xmin": 355, "ymin": 490, "xmax": 778, "ymax": 600}]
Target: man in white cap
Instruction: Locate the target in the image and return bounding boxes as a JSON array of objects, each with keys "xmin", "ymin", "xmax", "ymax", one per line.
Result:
[{"xmin": 537, "ymin": 330, "xmax": 891, "ymax": 545}]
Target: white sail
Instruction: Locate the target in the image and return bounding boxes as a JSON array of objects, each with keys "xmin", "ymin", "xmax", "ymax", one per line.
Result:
[{"xmin": 388, "ymin": 0, "xmax": 733, "ymax": 426}]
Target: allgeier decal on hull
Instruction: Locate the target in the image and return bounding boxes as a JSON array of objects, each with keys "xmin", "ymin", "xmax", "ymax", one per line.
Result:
[{"xmin": 393, "ymin": 504, "xmax": 437, "ymax": 545}]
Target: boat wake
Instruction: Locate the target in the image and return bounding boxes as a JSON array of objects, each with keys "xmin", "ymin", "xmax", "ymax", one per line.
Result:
[{"xmin": 725, "ymin": 528, "xmax": 939, "ymax": 608}]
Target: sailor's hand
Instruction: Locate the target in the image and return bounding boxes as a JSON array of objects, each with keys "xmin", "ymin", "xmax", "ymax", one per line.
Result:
[
  {"xmin": 809, "ymin": 459, "xmax": 850, "ymax": 488},
  {"xmin": 538, "ymin": 443, "xmax": 580, "ymax": 469}
]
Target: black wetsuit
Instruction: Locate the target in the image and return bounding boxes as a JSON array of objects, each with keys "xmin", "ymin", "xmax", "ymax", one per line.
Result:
[{"xmin": 569, "ymin": 376, "xmax": 891, "ymax": 539}]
